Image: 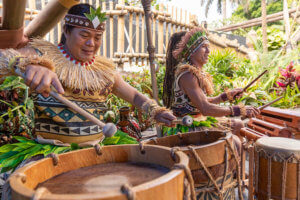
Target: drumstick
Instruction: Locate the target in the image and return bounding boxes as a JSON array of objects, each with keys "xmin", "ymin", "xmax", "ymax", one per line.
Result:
[
  {"xmin": 243, "ymin": 70, "xmax": 268, "ymax": 92},
  {"xmin": 258, "ymin": 96, "xmax": 283, "ymax": 110},
  {"xmin": 13, "ymin": 68, "xmax": 117, "ymax": 137},
  {"xmin": 172, "ymin": 116, "xmax": 193, "ymax": 126}
]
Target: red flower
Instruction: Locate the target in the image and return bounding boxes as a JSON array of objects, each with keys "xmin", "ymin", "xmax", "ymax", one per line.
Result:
[{"xmin": 276, "ymin": 81, "xmax": 286, "ymax": 87}]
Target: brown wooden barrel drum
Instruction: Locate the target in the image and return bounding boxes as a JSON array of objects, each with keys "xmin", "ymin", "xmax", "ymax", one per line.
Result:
[
  {"xmin": 253, "ymin": 137, "xmax": 300, "ymax": 200},
  {"xmin": 9, "ymin": 144, "xmax": 195, "ymax": 200},
  {"xmin": 146, "ymin": 131, "xmax": 243, "ymax": 200}
]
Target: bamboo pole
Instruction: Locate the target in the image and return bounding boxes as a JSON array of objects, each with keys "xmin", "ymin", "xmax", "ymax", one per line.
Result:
[
  {"xmin": 129, "ymin": 7, "xmax": 133, "ymax": 65},
  {"xmin": 109, "ymin": 1, "xmax": 114, "ymax": 58},
  {"xmin": 165, "ymin": 5, "xmax": 170, "ymax": 48},
  {"xmin": 1, "ymin": 0, "xmax": 26, "ymax": 30},
  {"xmin": 102, "ymin": 1, "xmax": 107, "ymax": 57},
  {"xmin": 141, "ymin": 13, "xmax": 145, "ymax": 53},
  {"xmin": 135, "ymin": 13, "xmax": 140, "ymax": 54},
  {"xmin": 158, "ymin": 3, "xmax": 164, "ymax": 54},
  {"xmin": 25, "ymin": 0, "xmax": 80, "ymax": 38},
  {"xmin": 220, "ymin": 13, "xmax": 300, "ymax": 31},
  {"xmin": 117, "ymin": 0, "xmax": 125, "ymax": 63},
  {"xmin": 115, "ymin": 4, "xmax": 171, "ymax": 17},
  {"xmin": 261, "ymin": 0, "xmax": 268, "ymax": 53},
  {"xmin": 217, "ymin": 7, "xmax": 299, "ymax": 32},
  {"xmin": 141, "ymin": 0, "xmax": 159, "ymax": 102}
]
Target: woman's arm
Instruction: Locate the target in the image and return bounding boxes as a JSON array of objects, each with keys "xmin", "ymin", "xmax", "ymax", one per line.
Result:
[
  {"xmin": 179, "ymin": 72, "xmax": 259, "ymax": 118},
  {"xmin": 112, "ymin": 73, "xmax": 176, "ymax": 125},
  {"xmin": 179, "ymin": 72, "xmax": 232, "ymax": 117}
]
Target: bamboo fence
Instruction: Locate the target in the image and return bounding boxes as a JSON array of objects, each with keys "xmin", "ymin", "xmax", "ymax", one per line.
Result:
[{"xmin": 2, "ymin": 0, "xmax": 198, "ymax": 67}]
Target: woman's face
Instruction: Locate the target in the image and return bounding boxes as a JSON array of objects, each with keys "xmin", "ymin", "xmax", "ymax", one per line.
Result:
[
  {"xmin": 190, "ymin": 42, "xmax": 210, "ymax": 66},
  {"xmin": 64, "ymin": 27, "xmax": 102, "ymax": 62}
]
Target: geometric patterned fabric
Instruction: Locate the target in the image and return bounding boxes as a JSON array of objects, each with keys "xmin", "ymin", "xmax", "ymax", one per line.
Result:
[{"xmin": 32, "ymin": 86, "xmax": 111, "ymax": 140}]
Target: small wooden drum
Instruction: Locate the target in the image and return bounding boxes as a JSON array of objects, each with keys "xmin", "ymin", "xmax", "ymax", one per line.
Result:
[
  {"xmin": 254, "ymin": 137, "xmax": 300, "ymax": 200},
  {"xmin": 9, "ymin": 144, "xmax": 194, "ymax": 200},
  {"xmin": 146, "ymin": 131, "xmax": 241, "ymax": 200}
]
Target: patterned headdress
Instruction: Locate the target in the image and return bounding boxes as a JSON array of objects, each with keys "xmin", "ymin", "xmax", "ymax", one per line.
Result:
[
  {"xmin": 173, "ymin": 27, "xmax": 209, "ymax": 61},
  {"xmin": 64, "ymin": 6, "xmax": 107, "ymax": 32}
]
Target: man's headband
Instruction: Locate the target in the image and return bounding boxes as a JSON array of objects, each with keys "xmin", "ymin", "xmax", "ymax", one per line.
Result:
[{"xmin": 64, "ymin": 6, "xmax": 107, "ymax": 32}]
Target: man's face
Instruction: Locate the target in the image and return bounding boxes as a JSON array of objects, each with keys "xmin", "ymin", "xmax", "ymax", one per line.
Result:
[{"xmin": 64, "ymin": 27, "xmax": 102, "ymax": 62}]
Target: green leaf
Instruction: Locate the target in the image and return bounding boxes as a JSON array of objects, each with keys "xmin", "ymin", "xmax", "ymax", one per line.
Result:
[
  {"xmin": 0, "ymin": 144, "xmax": 16, "ymax": 153},
  {"xmin": 71, "ymin": 143, "xmax": 80, "ymax": 150}
]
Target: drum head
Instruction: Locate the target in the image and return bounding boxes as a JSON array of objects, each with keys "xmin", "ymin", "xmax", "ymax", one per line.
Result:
[{"xmin": 255, "ymin": 137, "xmax": 300, "ymax": 162}]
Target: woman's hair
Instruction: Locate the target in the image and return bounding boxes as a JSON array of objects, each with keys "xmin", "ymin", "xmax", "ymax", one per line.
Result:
[
  {"xmin": 162, "ymin": 31, "xmax": 187, "ymax": 108},
  {"xmin": 60, "ymin": 4, "xmax": 95, "ymax": 44}
]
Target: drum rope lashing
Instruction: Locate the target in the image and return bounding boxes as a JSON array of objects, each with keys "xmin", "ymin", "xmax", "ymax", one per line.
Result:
[
  {"xmin": 187, "ymin": 146, "xmax": 224, "ymax": 200},
  {"xmin": 224, "ymin": 139, "xmax": 244, "ymax": 200},
  {"xmin": 220, "ymin": 146, "xmax": 229, "ymax": 191},
  {"xmin": 121, "ymin": 183, "xmax": 136, "ymax": 200},
  {"xmin": 170, "ymin": 147, "xmax": 181, "ymax": 161},
  {"xmin": 139, "ymin": 141, "xmax": 146, "ymax": 154},
  {"xmin": 47, "ymin": 153, "xmax": 59, "ymax": 166},
  {"xmin": 94, "ymin": 144, "xmax": 102, "ymax": 155},
  {"xmin": 173, "ymin": 163, "xmax": 196, "ymax": 200},
  {"xmin": 31, "ymin": 187, "xmax": 49, "ymax": 200}
]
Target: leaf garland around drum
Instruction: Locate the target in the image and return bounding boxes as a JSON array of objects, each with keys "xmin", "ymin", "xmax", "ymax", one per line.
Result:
[{"xmin": 162, "ymin": 116, "xmax": 218, "ymax": 136}]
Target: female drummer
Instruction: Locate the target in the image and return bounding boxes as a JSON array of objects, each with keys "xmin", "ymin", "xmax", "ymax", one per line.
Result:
[
  {"xmin": 0, "ymin": 3, "xmax": 175, "ymax": 145},
  {"xmin": 163, "ymin": 28, "xmax": 260, "ymax": 139}
]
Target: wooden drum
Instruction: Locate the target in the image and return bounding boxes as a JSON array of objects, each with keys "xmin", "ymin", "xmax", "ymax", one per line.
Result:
[
  {"xmin": 254, "ymin": 137, "xmax": 300, "ymax": 200},
  {"xmin": 146, "ymin": 131, "xmax": 241, "ymax": 200},
  {"xmin": 9, "ymin": 144, "xmax": 194, "ymax": 200}
]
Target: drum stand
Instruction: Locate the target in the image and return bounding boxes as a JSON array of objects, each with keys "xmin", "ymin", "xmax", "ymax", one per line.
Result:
[{"xmin": 241, "ymin": 140, "xmax": 255, "ymax": 200}]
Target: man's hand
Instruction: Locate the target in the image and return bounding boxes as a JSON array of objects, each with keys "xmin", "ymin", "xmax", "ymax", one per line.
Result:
[
  {"xmin": 25, "ymin": 65, "xmax": 64, "ymax": 97},
  {"xmin": 155, "ymin": 111, "xmax": 176, "ymax": 127},
  {"xmin": 229, "ymin": 88, "xmax": 244, "ymax": 100},
  {"xmin": 245, "ymin": 106, "xmax": 260, "ymax": 118}
]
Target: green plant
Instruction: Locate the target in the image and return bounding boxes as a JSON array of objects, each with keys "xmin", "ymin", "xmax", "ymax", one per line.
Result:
[{"xmin": 0, "ymin": 76, "xmax": 34, "ymax": 143}]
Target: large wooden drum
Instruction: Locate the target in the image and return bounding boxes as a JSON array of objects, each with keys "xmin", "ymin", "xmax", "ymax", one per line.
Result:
[
  {"xmin": 254, "ymin": 137, "xmax": 300, "ymax": 200},
  {"xmin": 9, "ymin": 144, "xmax": 193, "ymax": 200},
  {"xmin": 146, "ymin": 131, "xmax": 241, "ymax": 200}
]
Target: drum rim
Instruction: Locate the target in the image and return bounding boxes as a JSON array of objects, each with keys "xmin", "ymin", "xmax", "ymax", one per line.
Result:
[
  {"xmin": 147, "ymin": 130, "xmax": 231, "ymax": 150},
  {"xmin": 9, "ymin": 144, "xmax": 189, "ymax": 200}
]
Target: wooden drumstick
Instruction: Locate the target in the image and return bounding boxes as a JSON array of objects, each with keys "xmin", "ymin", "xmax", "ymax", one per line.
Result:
[
  {"xmin": 172, "ymin": 116, "xmax": 193, "ymax": 126},
  {"xmin": 258, "ymin": 96, "xmax": 283, "ymax": 110},
  {"xmin": 13, "ymin": 68, "xmax": 117, "ymax": 137},
  {"xmin": 233, "ymin": 70, "xmax": 268, "ymax": 99},
  {"xmin": 243, "ymin": 70, "xmax": 268, "ymax": 92}
]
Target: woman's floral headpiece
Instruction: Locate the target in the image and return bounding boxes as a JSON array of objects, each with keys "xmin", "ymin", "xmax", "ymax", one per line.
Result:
[
  {"xmin": 173, "ymin": 27, "xmax": 209, "ymax": 61},
  {"xmin": 64, "ymin": 6, "xmax": 107, "ymax": 32}
]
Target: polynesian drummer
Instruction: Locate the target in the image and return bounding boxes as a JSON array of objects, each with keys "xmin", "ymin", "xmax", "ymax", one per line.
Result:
[
  {"xmin": 162, "ymin": 27, "xmax": 260, "ymax": 145},
  {"xmin": 0, "ymin": 3, "xmax": 176, "ymax": 198}
]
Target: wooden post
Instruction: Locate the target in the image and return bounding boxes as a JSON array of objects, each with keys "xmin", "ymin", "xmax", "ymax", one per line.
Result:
[
  {"xmin": 117, "ymin": 0, "xmax": 125, "ymax": 57},
  {"xmin": 128, "ymin": 4, "xmax": 133, "ymax": 65},
  {"xmin": 165, "ymin": 5, "xmax": 170, "ymax": 48},
  {"xmin": 152, "ymin": 15, "xmax": 156, "ymax": 50},
  {"xmin": 158, "ymin": 3, "xmax": 164, "ymax": 54},
  {"xmin": 141, "ymin": 0, "xmax": 159, "ymax": 103},
  {"xmin": 102, "ymin": 1, "xmax": 107, "ymax": 57},
  {"xmin": 248, "ymin": 145, "xmax": 255, "ymax": 200},
  {"xmin": 136, "ymin": 13, "xmax": 140, "ymax": 54},
  {"xmin": 141, "ymin": 12, "xmax": 145, "ymax": 53},
  {"xmin": 109, "ymin": 1, "xmax": 114, "ymax": 58},
  {"xmin": 2, "ymin": 0, "xmax": 26, "ymax": 30},
  {"xmin": 261, "ymin": 0, "xmax": 268, "ymax": 53}
]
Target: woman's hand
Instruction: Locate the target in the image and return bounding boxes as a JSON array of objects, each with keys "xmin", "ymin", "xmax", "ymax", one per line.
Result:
[
  {"xmin": 229, "ymin": 88, "xmax": 244, "ymax": 100},
  {"xmin": 154, "ymin": 111, "xmax": 176, "ymax": 127},
  {"xmin": 25, "ymin": 65, "xmax": 64, "ymax": 97},
  {"xmin": 245, "ymin": 106, "xmax": 260, "ymax": 118}
]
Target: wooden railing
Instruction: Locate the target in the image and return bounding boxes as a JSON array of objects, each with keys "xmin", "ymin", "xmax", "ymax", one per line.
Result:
[{"xmin": 8, "ymin": 0, "xmax": 199, "ymax": 67}]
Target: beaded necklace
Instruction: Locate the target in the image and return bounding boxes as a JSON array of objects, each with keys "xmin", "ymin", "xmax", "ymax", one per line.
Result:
[{"xmin": 57, "ymin": 43, "xmax": 95, "ymax": 67}]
